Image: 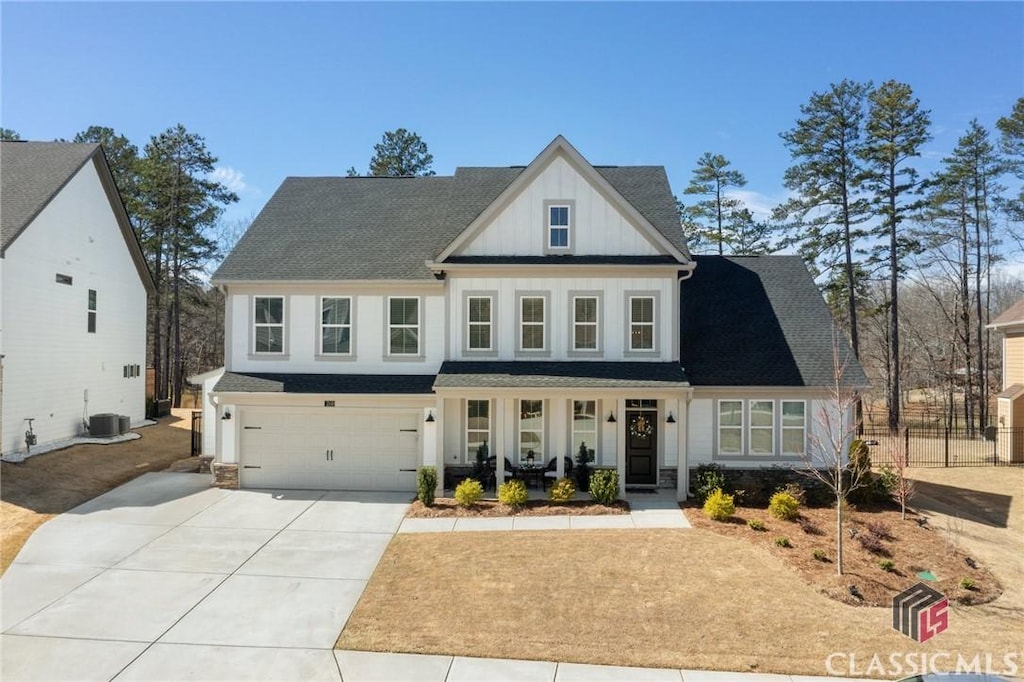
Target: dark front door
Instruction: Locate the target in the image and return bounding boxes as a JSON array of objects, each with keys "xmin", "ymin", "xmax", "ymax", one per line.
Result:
[{"xmin": 625, "ymin": 410, "xmax": 658, "ymax": 485}]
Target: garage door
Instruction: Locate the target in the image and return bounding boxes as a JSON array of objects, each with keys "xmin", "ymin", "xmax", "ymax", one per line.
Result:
[{"xmin": 238, "ymin": 409, "xmax": 420, "ymax": 491}]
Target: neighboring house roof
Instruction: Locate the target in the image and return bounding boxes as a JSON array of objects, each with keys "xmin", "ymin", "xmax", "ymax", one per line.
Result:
[
  {"xmin": 990, "ymin": 298, "xmax": 1024, "ymax": 330},
  {"xmin": 212, "ymin": 139, "xmax": 688, "ymax": 283},
  {"xmin": 213, "ymin": 372, "xmax": 436, "ymax": 394},
  {"xmin": 997, "ymin": 384, "xmax": 1024, "ymax": 400},
  {"xmin": 434, "ymin": 361, "xmax": 689, "ymax": 389},
  {"xmin": 187, "ymin": 366, "xmax": 225, "ymax": 385},
  {"xmin": 0, "ymin": 141, "xmax": 156, "ymax": 293},
  {"xmin": 680, "ymin": 255, "xmax": 869, "ymax": 388}
]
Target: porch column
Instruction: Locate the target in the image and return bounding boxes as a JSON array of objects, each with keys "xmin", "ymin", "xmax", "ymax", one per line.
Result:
[
  {"xmin": 677, "ymin": 394, "xmax": 690, "ymax": 502},
  {"xmin": 495, "ymin": 398, "xmax": 506, "ymax": 491},
  {"xmin": 616, "ymin": 398, "xmax": 627, "ymax": 497},
  {"xmin": 434, "ymin": 399, "xmax": 444, "ymax": 497},
  {"xmin": 553, "ymin": 398, "xmax": 567, "ymax": 478}
]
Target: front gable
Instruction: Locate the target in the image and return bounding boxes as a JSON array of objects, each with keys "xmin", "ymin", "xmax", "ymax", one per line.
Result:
[{"xmin": 436, "ymin": 136, "xmax": 687, "ymax": 261}]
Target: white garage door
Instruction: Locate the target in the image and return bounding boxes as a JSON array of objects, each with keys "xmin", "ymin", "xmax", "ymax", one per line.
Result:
[{"xmin": 238, "ymin": 409, "xmax": 420, "ymax": 491}]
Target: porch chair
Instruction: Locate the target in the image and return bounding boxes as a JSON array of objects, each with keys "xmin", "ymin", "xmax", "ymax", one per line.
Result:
[
  {"xmin": 485, "ymin": 456, "xmax": 518, "ymax": 490},
  {"xmin": 542, "ymin": 456, "xmax": 573, "ymax": 490}
]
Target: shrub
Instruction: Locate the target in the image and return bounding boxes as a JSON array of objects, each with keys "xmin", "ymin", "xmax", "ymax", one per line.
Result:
[
  {"xmin": 768, "ymin": 491, "xmax": 801, "ymax": 520},
  {"xmin": 498, "ymin": 478, "xmax": 528, "ymax": 507},
  {"xmin": 849, "ymin": 439, "xmax": 871, "ymax": 476},
  {"xmin": 797, "ymin": 517, "xmax": 824, "ymax": 535},
  {"xmin": 878, "ymin": 559, "xmax": 895, "ymax": 572},
  {"xmin": 454, "ymin": 478, "xmax": 483, "ymax": 507},
  {"xmin": 702, "ymin": 488, "xmax": 735, "ymax": 521},
  {"xmin": 747, "ymin": 519, "xmax": 766, "ymax": 531},
  {"xmin": 779, "ymin": 482, "xmax": 807, "ymax": 505},
  {"xmin": 589, "ymin": 469, "xmax": 619, "ymax": 505},
  {"xmin": 574, "ymin": 441, "xmax": 594, "ymax": 492},
  {"xmin": 866, "ymin": 520, "xmax": 892, "ymax": 541},
  {"xmin": 775, "ymin": 537, "xmax": 792, "ymax": 548},
  {"xmin": 812, "ymin": 549, "xmax": 828, "ymax": 561},
  {"xmin": 694, "ymin": 464, "xmax": 727, "ymax": 505},
  {"xmin": 856, "ymin": 532, "xmax": 887, "ymax": 555},
  {"xmin": 416, "ymin": 466, "xmax": 437, "ymax": 506},
  {"xmin": 959, "ymin": 577, "xmax": 976, "ymax": 590},
  {"xmin": 548, "ymin": 477, "xmax": 576, "ymax": 503},
  {"xmin": 471, "ymin": 442, "xmax": 489, "ymax": 481}
]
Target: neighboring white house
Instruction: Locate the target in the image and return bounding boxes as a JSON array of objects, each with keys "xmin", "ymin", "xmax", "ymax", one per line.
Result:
[
  {"xmin": 209, "ymin": 136, "xmax": 866, "ymax": 498},
  {"xmin": 0, "ymin": 141, "xmax": 155, "ymax": 459}
]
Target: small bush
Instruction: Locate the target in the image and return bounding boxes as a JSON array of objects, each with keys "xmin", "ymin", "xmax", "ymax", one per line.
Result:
[
  {"xmin": 498, "ymin": 478, "xmax": 528, "ymax": 507},
  {"xmin": 856, "ymin": 532, "xmax": 887, "ymax": 555},
  {"xmin": 747, "ymin": 519, "xmax": 766, "ymax": 531},
  {"xmin": 589, "ymin": 469, "xmax": 619, "ymax": 505},
  {"xmin": 812, "ymin": 549, "xmax": 828, "ymax": 561},
  {"xmin": 702, "ymin": 488, "xmax": 735, "ymax": 521},
  {"xmin": 878, "ymin": 559, "xmax": 895, "ymax": 572},
  {"xmin": 866, "ymin": 520, "xmax": 892, "ymax": 541},
  {"xmin": 695, "ymin": 464, "xmax": 727, "ymax": 504},
  {"xmin": 768, "ymin": 491, "xmax": 801, "ymax": 520},
  {"xmin": 548, "ymin": 477, "xmax": 576, "ymax": 503},
  {"xmin": 454, "ymin": 478, "xmax": 483, "ymax": 507},
  {"xmin": 416, "ymin": 466, "xmax": 437, "ymax": 506},
  {"xmin": 959, "ymin": 577, "xmax": 976, "ymax": 590},
  {"xmin": 775, "ymin": 537, "xmax": 792, "ymax": 548},
  {"xmin": 797, "ymin": 517, "xmax": 824, "ymax": 535},
  {"xmin": 779, "ymin": 482, "xmax": 807, "ymax": 505}
]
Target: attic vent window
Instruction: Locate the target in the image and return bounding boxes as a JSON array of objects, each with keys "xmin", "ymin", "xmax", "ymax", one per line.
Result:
[{"xmin": 56, "ymin": 273, "xmax": 73, "ymax": 285}]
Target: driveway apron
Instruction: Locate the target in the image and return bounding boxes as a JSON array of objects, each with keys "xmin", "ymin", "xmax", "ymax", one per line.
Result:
[{"xmin": 0, "ymin": 472, "xmax": 410, "ymax": 681}]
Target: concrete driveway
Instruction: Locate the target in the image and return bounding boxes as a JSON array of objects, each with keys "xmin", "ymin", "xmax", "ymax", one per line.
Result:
[{"xmin": 1, "ymin": 472, "xmax": 410, "ymax": 681}]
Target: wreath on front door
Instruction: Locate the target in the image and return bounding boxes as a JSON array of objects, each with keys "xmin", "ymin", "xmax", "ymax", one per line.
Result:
[{"xmin": 629, "ymin": 415, "xmax": 653, "ymax": 439}]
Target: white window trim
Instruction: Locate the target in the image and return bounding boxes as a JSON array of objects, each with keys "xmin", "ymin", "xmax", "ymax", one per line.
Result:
[
  {"xmin": 572, "ymin": 295, "xmax": 600, "ymax": 352},
  {"xmin": 466, "ymin": 399, "xmax": 491, "ymax": 464},
  {"xmin": 518, "ymin": 399, "xmax": 545, "ymax": 464},
  {"xmin": 319, "ymin": 296, "xmax": 353, "ymax": 356},
  {"xmin": 781, "ymin": 400, "xmax": 808, "ymax": 456},
  {"xmin": 717, "ymin": 399, "xmax": 744, "ymax": 456},
  {"xmin": 387, "ymin": 296, "xmax": 421, "ymax": 357},
  {"xmin": 748, "ymin": 400, "xmax": 775, "ymax": 456},
  {"xmin": 548, "ymin": 204, "xmax": 570, "ymax": 250},
  {"xmin": 518, "ymin": 294, "xmax": 547, "ymax": 353},
  {"xmin": 467, "ymin": 295, "xmax": 493, "ymax": 352},
  {"xmin": 252, "ymin": 295, "xmax": 286, "ymax": 355},
  {"xmin": 571, "ymin": 399, "xmax": 599, "ymax": 460},
  {"xmin": 628, "ymin": 295, "xmax": 656, "ymax": 352}
]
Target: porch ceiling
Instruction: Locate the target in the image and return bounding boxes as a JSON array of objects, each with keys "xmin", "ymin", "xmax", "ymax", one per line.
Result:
[{"xmin": 433, "ymin": 361, "xmax": 689, "ymax": 390}]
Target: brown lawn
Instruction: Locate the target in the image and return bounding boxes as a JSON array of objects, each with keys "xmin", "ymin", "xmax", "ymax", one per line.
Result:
[
  {"xmin": 1, "ymin": 409, "xmax": 198, "ymax": 574},
  {"xmin": 338, "ymin": 467, "xmax": 1024, "ymax": 676}
]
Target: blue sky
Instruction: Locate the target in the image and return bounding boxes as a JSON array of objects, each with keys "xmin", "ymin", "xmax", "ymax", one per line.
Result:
[{"xmin": 3, "ymin": 2, "xmax": 1022, "ymax": 236}]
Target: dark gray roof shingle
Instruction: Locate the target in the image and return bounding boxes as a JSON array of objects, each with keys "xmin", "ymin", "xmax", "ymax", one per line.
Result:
[
  {"xmin": 212, "ymin": 165, "xmax": 687, "ymax": 282},
  {"xmin": 680, "ymin": 256, "xmax": 868, "ymax": 388},
  {"xmin": 1, "ymin": 141, "xmax": 99, "ymax": 251},
  {"xmin": 214, "ymin": 372, "xmax": 436, "ymax": 394},
  {"xmin": 435, "ymin": 361, "xmax": 689, "ymax": 389}
]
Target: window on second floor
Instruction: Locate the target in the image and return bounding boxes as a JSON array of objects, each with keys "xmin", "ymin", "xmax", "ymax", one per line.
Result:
[
  {"xmin": 573, "ymin": 296, "xmax": 598, "ymax": 351},
  {"xmin": 389, "ymin": 297, "xmax": 420, "ymax": 355},
  {"xmin": 467, "ymin": 296, "xmax": 493, "ymax": 351},
  {"xmin": 321, "ymin": 297, "xmax": 352, "ymax": 355},
  {"xmin": 520, "ymin": 296, "xmax": 545, "ymax": 351},
  {"xmin": 548, "ymin": 205, "xmax": 570, "ymax": 249},
  {"xmin": 254, "ymin": 296, "xmax": 285, "ymax": 353},
  {"xmin": 629, "ymin": 295, "xmax": 655, "ymax": 351},
  {"xmin": 87, "ymin": 289, "xmax": 97, "ymax": 333}
]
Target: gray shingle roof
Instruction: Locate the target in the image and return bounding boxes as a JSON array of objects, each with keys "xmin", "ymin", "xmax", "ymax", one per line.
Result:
[
  {"xmin": 435, "ymin": 361, "xmax": 689, "ymax": 389},
  {"xmin": 445, "ymin": 255, "xmax": 681, "ymax": 265},
  {"xmin": 991, "ymin": 298, "xmax": 1024, "ymax": 327},
  {"xmin": 212, "ymin": 165, "xmax": 687, "ymax": 282},
  {"xmin": 214, "ymin": 372, "xmax": 436, "ymax": 394},
  {"xmin": 680, "ymin": 256, "xmax": 869, "ymax": 388},
  {"xmin": 1, "ymin": 141, "xmax": 99, "ymax": 251}
]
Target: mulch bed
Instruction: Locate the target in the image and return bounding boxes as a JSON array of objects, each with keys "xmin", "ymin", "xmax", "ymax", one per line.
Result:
[
  {"xmin": 407, "ymin": 498, "xmax": 629, "ymax": 517},
  {"xmin": 686, "ymin": 501, "xmax": 1002, "ymax": 608}
]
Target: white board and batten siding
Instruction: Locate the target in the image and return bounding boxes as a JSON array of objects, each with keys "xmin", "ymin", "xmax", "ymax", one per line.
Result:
[
  {"xmin": 1, "ymin": 160, "xmax": 147, "ymax": 456},
  {"xmin": 225, "ymin": 290, "xmax": 446, "ymax": 374},
  {"xmin": 461, "ymin": 154, "xmax": 661, "ymax": 257}
]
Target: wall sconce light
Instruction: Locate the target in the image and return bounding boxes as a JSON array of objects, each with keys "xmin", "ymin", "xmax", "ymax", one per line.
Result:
[
  {"xmin": 425, "ymin": 411, "xmax": 435, "ymax": 423},
  {"xmin": 606, "ymin": 412, "xmax": 616, "ymax": 423},
  {"xmin": 221, "ymin": 409, "xmax": 232, "ymax": 421},
  {"xmin": 666, "ymin": 412, "xmax": 676, "ymax": 424}
]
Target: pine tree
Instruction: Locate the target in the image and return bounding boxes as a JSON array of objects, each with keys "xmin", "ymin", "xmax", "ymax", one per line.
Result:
[
  {"xmin": 368, "ymin": 128, "xmax": 435, "ymax": 177},
  {"xmin": 681, "ymin": 152, "xmax": 747, "ymax": 255}
]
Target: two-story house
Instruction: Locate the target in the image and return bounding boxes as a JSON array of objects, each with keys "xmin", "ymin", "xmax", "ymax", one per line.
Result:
[
  {"xmin": 990, "ymin": 298, "xmax": 1024, "ymax": 462},
  {"xmin": 209, "ymin": 136, "xmax": 865, "ymax": 499}
]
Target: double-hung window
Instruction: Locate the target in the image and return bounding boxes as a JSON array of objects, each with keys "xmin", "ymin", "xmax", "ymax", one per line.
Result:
[
  {"xmin": 520, "ymin": 296, "xmax": 545, "ymax": 351},
  {"xmin": 466, "ymin": 399, "xmax": 490, "ymax": 462},
  {"xmin": 321, "ymin": 297, "xmax": 352, "ymax": 355},
  {"xmin": 519, "ymin": 399, "xmax": 544, "ymax": 463},
  {"xmin": 254, "ymin": 296, "xmax": 284, "ymax": 353},
  {"xmin": 573, "ymin": 296, "xmax": 598, "ymax": 351},
  {"xmin": 548, "ymin": 205, "xmax": 570, "ymax": 249},
  {"xmin": 629, "ymin": 296, "xmax": 655, "ymax": 351},
  {"xmin": 389, "ymin": 297, "xmax": 419, "ymax": 355},
  {"xmin": 749, "ymin": 400, "xmax": 775, "ymax": 455},
  {"xmin": 781, "ymin": 401, "xmax": 807, "ymax": 455},
  {"xmin": 467, "ymin": 296, "xmax": 492, "ymax": 351},
  {"xmin": 572, "ymin": 400, "xmax": 598, "ymax": 460},
  {"xmin": 87, "ymin": 289, "xmax": 97, "ymax": 333},
  {"xmin": 718, "ymin": 400, "xmax": 743, "ymax": 455}
]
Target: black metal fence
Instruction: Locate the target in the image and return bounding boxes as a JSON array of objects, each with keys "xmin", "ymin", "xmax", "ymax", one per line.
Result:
[
  {"xmin": 861, "ymin": 426, "xmax": 1024, "ymax": 467},
  {"xmin": 190, "ymin": 410, "xmax": 202, "ymax": 456}
]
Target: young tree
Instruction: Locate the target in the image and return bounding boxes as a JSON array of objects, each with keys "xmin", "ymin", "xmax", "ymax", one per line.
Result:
[
  {"xmin": 882, "ymin": 431, "xmax": 915, "ymax": 521},
  {"xmin": 777, "ymin": 80, "xmax": 872, "ymax": 363},
  {"xmin": 860, "ymin": 81, "xmax": 932, "ymax": 430},
  {"xmin": 368, "ymin": 128, "xmax": 435, "ymax": 177},
  {"xmin": 1, "ymin": 128, "xmax": 22, "ymax": 141},
  {"xmin": 727, "ymin": 208, "xmax": 776, "ymax": 255},
  {"xmin": 681, "ymin": 152, "xmax": 747, "ymax": 255}
]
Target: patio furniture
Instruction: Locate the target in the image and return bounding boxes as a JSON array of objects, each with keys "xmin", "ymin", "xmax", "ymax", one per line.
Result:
[
  {"xmin": 485, "ymin": 456, "xmax": 518, "ymax": 490},
  {"xmin": 543, "ymin": 456, "xmax": 574, "ymax": 490},
  {"xmin": 516, "ymin": 464, "xmax": 545, "ymax": 489}
]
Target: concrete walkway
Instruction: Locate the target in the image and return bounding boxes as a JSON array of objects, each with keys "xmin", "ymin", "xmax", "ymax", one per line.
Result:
[{"xmin": 399, "ymin": 489, "xmax": 691, "ymax": 533}]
